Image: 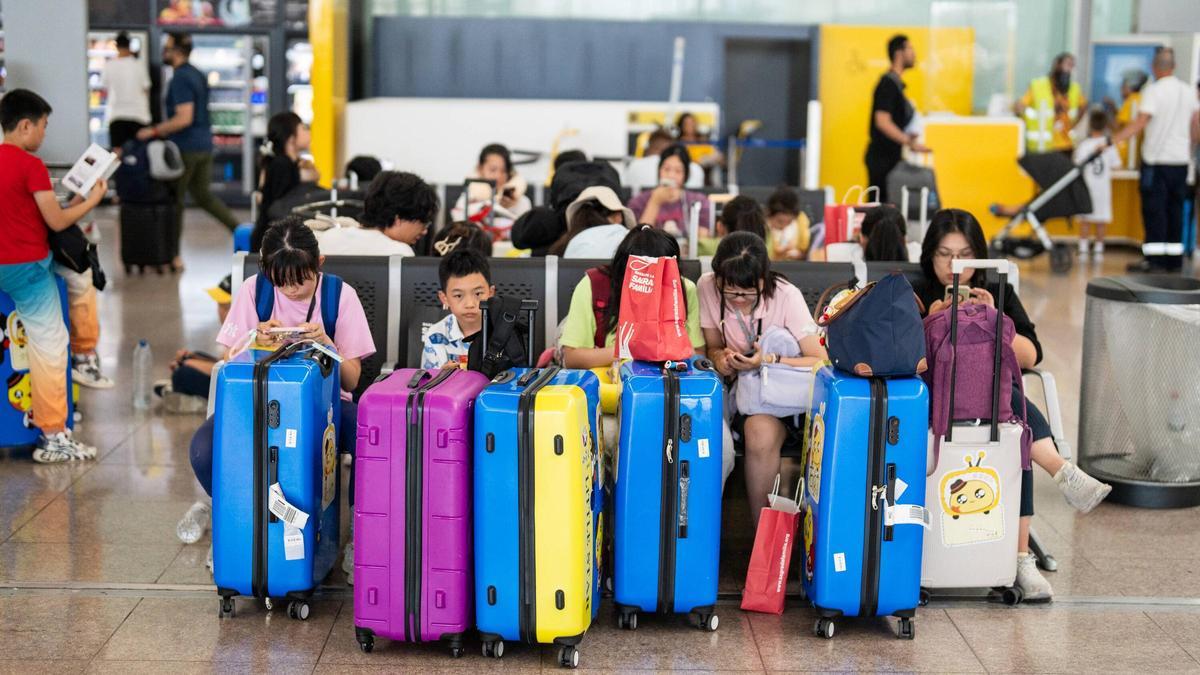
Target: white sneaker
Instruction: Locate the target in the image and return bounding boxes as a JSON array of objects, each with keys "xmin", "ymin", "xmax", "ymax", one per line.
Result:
[
  {"xmin": 32, "ymin": 430, "xmax": 97, "ymax": 463},
  {"xmin": 1055, "ymin": 461, "xmax": 1111, "ymax": 513},
  {"xmin": 72, "ymin": 354, "xmax": 114, "ymax": 390},
  {"xmin": 1078, "ymin": 240, "xmax": 1089, "ymax": 259},
  {"xmin": 342, "ymin": 541, "xmax": 354, "ymax": 586},
  {"xmin": 1092, "ymin": 242, "xmax": 1105, "ymax": 261},
  {"xmin": 1015, "ymin": 553, "xmax": 1053, "ymax": 602}
]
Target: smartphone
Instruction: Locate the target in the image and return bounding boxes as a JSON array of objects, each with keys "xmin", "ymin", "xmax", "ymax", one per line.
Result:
[
  {"xmin": 266, "ymin": 327, "xmax": 309, "ymax": 337},
  {"xmin": 944, "ymin": 284, "xmax": 971, "ymax": 304}
]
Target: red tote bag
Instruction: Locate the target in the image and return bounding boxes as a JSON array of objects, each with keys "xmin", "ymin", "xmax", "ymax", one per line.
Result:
[
  {"xmin": 823, "ymin": 186, "xmax": 880, "ymax": 245},
  {"xmin": 614, "ymin": 255, "xmax": 692, "ymax": 362},
  {"xmin": 741, "ymin": 475, "xmax": 803, "ymax": 615}
]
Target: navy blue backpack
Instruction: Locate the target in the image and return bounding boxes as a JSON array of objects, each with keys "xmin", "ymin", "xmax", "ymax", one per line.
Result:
[{"xmin": 817, "ymin": 272, "xmax": 927, "ymax": 378}]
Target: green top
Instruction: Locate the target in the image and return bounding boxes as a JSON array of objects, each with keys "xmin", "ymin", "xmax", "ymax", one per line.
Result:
[{"xmin": 559, "ymin": 275, "xmax": 706, "ymax": 350}]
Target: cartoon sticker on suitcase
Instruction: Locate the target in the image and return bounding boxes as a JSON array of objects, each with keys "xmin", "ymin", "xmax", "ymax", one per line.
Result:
[
  {"xmin": 802, "ymin": 506, "xmax": 816, "ymax": 581},
  {"xmin": 805, "ymin": 402, "xmax": 826, "ymax": 503},
  {"xmin": 6, "ymin": 312, "xmax": 29, "ymax": 371},
  {"xmin": 321, "ymin": 407, "xmax": 336, "ymax": 510},
  {"xmin": 938, "ymin": 451, "xmax": 1004, "ymax": 547}
]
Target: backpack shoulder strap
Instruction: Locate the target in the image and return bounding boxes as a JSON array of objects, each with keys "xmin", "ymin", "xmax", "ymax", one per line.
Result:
[
  {"xmin": 319, "ymin": 273, "xmax": 342, "ymax": 341},
  {"xmin": 254, "ymin": 274, "xmax": 274, "ymax": 323},
  {"xmin": 586, "ymin": 267, "xmax": 611, "ymax": 348}
]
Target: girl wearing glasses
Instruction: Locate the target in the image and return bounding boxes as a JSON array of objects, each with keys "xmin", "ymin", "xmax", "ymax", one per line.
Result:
[
  {"xmin": 698, "ymin": 232, "xmax": 827, "ymax": 521},
  {"xmin": 914, "ymin": 208, "xmax": 1111, "ymax": 602}
]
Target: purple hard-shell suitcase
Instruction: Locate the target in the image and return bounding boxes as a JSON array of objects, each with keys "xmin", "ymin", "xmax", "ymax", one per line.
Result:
[{"xmin": 353, "ymin": 367, "xmax": 491, "ymax": 655}]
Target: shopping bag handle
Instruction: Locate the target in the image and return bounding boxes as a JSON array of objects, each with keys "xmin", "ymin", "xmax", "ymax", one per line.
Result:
[{"xmin": 770, "ymin": 473, "xmax": 805, "ymax": 504}]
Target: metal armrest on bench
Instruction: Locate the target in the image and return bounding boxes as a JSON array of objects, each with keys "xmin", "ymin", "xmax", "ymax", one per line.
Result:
[{"xmin": 1023, "ymin": 367, "xmax": 1071, "ymax": 462}]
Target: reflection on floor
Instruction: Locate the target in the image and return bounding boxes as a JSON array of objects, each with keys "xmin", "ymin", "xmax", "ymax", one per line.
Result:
[{"xmin": 2, "ymin": 207, "xmax": 1199, "ymax": 673}]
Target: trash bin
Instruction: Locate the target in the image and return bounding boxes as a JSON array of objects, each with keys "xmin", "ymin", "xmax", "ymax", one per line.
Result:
[{"xmin": 1080, "ymin": 275, "xmax": 1200, "ymax": 508}]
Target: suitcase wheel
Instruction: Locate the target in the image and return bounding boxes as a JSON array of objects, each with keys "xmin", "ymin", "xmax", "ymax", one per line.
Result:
[
  {"xmin": 287, "ymin": 600, "xmax": 310, "ymax": 621},
  {"xmin": 557, "ymin": 645, "xmax": 579, "ymax": 669},
  {"xmin": 617, "ymin": 609, "xmax": 638, "ymax": 630},
  {"xmin": 449, "ymin": 645, "xmax": 464, "ymax": 658},
  {"xmin": 482, "ymin": 640, "xmax": 504, "ymax": 659},
  {"xmin": 355, "ymin": 627, "xmax": 374, "ymax": 653},
  {"xmin": 919, "ymin": 588, "xmax": 931, "ymax": 606},
  {"xmin": 814, "ymin": 617, "xmax": 836, "ymax": 639},
  {"xmin": 999, "ymin": 586, "xmax": 1024, "ymax": 606},
  {"xmin": 691, "ymin": 611, "xmax": 718, "ymax": 632},
  {"xmin": 217, "ymin": 597, "xmax": 235, "ymax": 619},
  {"xmin": 897, "ymin": 617, "xmax": 915, "ymax": 640}
]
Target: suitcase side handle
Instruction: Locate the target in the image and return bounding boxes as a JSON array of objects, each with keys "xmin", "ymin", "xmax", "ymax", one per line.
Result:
[{"xmin": 408, "ymin": 369, "xmax": 433, "ymax": 389}]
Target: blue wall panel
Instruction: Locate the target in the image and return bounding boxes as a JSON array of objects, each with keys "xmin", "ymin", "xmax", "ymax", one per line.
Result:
[{"xmin": 372, "ymin": 16, "xmax": 815, "ymax": 109}]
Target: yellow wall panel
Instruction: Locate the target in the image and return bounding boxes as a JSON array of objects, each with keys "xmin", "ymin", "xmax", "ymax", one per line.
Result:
[
  {"xmin": 923, "ymin": 119, "xmax": 1031, "ymax": 239},
  {"xmin": 309, "ymin": 0, "xmax": 348, "ymax": 188},
  {"xmin": 818, "ymin": 25, "xmax": 974, "ymax": 200}
]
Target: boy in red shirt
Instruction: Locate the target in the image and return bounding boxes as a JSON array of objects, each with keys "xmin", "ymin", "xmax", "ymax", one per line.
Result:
[{"xmin": 0, "ymin": 89, "xmax": 106, "ymax": 462}]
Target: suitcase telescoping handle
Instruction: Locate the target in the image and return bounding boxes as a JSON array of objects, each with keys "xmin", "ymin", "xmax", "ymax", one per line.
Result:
[
  {"xmin": 946, "ymin": 258, "xmax": 1009, "ymax": 444},
  {"xmin": 480, "ymin": 298, "xmax": 539, "ymax": 368}
]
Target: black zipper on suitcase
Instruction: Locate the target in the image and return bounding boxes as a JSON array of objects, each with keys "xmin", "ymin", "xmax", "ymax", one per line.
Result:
[
  {"xmin": 657, "ymin": 366, "xmax": 681, "ymax": 615},
  {"xmin": 517, "ymin": 366, "xmax": 559, "ymax": 643},
  {"xmin": 860, "ymin": 378, "xmax": 888, "ymax": 617},
  {"xmin": 404, "ymin": 368, "xmax": 455, "ymax": 641},
  {"xmin": 251, "ymin": 345, "xmax": 299, "ymax": 601}
]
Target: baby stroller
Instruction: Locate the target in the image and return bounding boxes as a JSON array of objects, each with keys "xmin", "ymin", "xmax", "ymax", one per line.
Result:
[{"xmin": 990, "ymin": 148, "xmax": 1106, "ymax": 274}]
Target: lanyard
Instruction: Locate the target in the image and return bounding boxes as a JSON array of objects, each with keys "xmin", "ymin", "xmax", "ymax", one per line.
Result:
[{"xmin": 303, "ymin": 274, "xmax": 321, "ymax": 325}]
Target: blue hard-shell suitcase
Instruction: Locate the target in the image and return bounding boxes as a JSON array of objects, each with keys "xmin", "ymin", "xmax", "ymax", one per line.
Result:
[
  {"xmin": 212, "ymin": 342, "xmax": 341, "ymax": 619},
  {"xmin": 473, "ymin": 365, "xmax": 602, "ymax": 667},
  {"xmin": 0, "ymin": 278, "xmax": 74, "ymax": 448},
  {"xmin": 801, "ymin": 365, "xmax": 929, "ymax": 640},
  {"xmin": 614, "ymin": 358, "xmax": 723, "ymax": 631}
]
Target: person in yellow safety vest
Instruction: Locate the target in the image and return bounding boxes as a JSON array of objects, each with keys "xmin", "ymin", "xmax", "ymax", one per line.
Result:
[
  {"xmin": 1113, "ymin": 70, "xmax": 1149, "ymax": 167},
  {"xmin": 1015, "ymin": 53, "xmax": 1087, "ymax": 153}
]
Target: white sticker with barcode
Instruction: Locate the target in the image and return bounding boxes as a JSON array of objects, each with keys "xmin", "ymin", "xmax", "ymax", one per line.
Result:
[
  {"xmin": 833, "ymin": 552, "xmax": 847, "ymax": 572},
  {"xmin": 283, "ymin": 524, "xmax": 305, "ymax": 561},
  {"xmin": 285, "ymin": 429, "xmax": 297, "ymax": 449},
  {"xmin": 884, "ymin": 503, "xmax": 931, "ymax": 529},
  {"xmin": 697, "ymin": 438, "xmax": 710, "ymax": 458},
  {"xmin": 269, "ymin": 482, "xmax": 310, "ymax": 530}
]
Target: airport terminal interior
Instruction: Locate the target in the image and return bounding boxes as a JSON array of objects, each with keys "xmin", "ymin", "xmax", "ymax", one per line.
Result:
[{"xmin": 4, "ymin": 0, "xmax": 1200, "ymax": 673}]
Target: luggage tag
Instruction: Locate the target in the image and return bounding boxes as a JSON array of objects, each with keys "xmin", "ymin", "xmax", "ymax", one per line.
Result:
[
  {"xmin": 283, "ymin": 524, "xmax": 305, "ymax": 561},
  {"xmin": 884, "ymin": 503, "xmax": 931, "ymax": 529},
  {"xmin": 269, "ymin": 482, "xmax": 310, "ymax": 530}
]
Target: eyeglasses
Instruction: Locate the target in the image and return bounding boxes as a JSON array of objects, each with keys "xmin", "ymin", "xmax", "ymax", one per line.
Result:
[
  {"xmin": 934, "ymin": 248, "xmax": 976, "ymax": 260},
  {"xmin": 721, "ymin": 289, "xmax": 760, "ymax": 302}
]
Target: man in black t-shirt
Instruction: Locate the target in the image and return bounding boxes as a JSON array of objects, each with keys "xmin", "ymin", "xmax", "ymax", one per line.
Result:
[{"xmin": 865, "ymin": 34, "xmax": 928, "ymax": 203}]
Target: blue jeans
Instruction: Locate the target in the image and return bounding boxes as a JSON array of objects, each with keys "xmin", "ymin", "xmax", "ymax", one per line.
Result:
[
  {"xmin": 0, "ymin": 255, "xmax": 70, "ymax": 433},
  {"xmin": 190, "ymin": 400, "xmax": 358, "ymax": 503}
]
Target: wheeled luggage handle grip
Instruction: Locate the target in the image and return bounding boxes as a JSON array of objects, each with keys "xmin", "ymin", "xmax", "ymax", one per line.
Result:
[
  {"xmin": 952, "ymin": 259, "xmax": 1010, "ymax": 274},
  {"xmin": 408, "ymin": 370, "xmax": 432, "ymax": 388}
]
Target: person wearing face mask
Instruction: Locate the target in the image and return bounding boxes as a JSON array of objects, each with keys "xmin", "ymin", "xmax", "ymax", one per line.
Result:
[
  {"xmin": 314, "ymin": 170, "xmax": 438, "ymax": 257},
  {"xmin": 1015, "ymin": 52, "xmax": 1087, "ymax": 154}
]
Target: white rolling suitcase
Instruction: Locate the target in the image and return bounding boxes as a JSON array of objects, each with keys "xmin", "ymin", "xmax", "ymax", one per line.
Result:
[{"xmin": 920, "ymin": 259, "xmax": 1027, "ymax": 605}]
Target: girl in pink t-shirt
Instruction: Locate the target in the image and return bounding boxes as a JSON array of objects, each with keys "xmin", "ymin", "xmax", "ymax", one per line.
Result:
[
  {"xmin": 183, "ymin": 217, "xmax": 375, "ymax": 575},
  {"xmin": 698, "ymin": 232, "xmax": 826, "ymax": 523}
]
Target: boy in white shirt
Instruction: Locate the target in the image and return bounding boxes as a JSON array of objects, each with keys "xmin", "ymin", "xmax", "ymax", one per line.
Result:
[{"xmin": 1073, "ymin": 109, "xmax": 1122, "ymax": 260}]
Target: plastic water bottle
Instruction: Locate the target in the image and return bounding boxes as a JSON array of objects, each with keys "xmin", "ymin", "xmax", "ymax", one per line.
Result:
[
  {"xmin": 132, "ymin": 340, "xmax": 153, "ymax": 410},
  {"xmin": 177, "ymin": 499, "xmax": 211, "ymax": 544},
  {"xmin": 1168, "ymin": 391, "xmax": 1186, "ymax": 433}
]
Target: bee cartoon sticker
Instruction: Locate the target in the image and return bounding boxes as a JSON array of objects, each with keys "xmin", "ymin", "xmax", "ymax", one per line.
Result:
[
  {"xmin": 938, "ymin": 451, "xmax": 1004, "ymax": 547},
  {"xmin": 321, "ymin": 407, "xmax": 337, "ymax": 511},
  {"xmin": 805, "ymin": 402, "xmax": 826, "ymax": 503},
  {"xmin": 7, "ymin": 313, "xmax": 29, "ymax": 371},
  {"xmin": 802, "ymin": 506, "xmax": 816, "ymax": 581}
]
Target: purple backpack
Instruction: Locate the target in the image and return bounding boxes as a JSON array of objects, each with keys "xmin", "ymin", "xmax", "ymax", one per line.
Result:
[{"xmin": 923, "ymin": 303, "xmax": 1031, "ymax": 468}]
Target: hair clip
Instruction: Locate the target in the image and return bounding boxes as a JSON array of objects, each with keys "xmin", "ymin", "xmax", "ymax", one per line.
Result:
[{"xmin": 433, "ymin": 236, "xmax": 462, "ymax": 256}]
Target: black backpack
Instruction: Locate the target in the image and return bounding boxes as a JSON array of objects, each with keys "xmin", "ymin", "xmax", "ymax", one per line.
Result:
[
  {"xmin": 467, "ymin": 296, "xmax": 538, "ymax": 378},
  {"xmin": 115, "ymin": 140, "xmax": 172, "ymax": 204}
]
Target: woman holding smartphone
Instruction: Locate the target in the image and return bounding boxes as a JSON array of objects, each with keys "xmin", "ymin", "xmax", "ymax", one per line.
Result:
[
  {"xmin": 627, "ymin": 144, "xmax": 711, "ymax": 237},
  {"xmin": 913, "ymin": 208, "xmax": 1111, "ymax": 602},
  {"xmin": 698, "ymin": 232, "xmax": 827, "ymax": 523}
]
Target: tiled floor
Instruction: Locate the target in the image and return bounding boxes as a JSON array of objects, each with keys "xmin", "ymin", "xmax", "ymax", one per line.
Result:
[{"xmin": 2, "ymin": 207, "xmax": 1200, "ymax": 672}]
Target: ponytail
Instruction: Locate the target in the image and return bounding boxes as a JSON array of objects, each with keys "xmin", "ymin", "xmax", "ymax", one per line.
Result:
[{"xmin": 259, "ymin": 112, "xmax": 303, "ymax": 175}]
